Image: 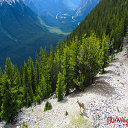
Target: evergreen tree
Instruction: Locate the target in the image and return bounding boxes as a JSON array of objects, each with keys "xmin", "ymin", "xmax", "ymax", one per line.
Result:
[
  {"xmin": 35, "ymin": 51, "xmax": 40, "ymax": 94},
  {"xmin": 39, "ymin": 47, "xmax": 47, "ymax": 76},
  {"xmin": 0, "ymin": 58, "xmax": 18, "ymax": 123},
  {"xmin": 28, "ymin": 57, "xmax": 35, "ymax": 94},
  {"xmin": 47, "ymin": 46, "xmax": 56, "ymax": 92},
  {"xmin": 0, "ymin": 68, "xmax": 3, "ymax": 114},
  {"xmin": 70, "ymin": 37, "xmax": 80, "ymax": 90},
  {"xmin": 62, "ymin": 46, "xmax": 72, "ymax": 95},
  {"xmin": 23, "ymin": 62, "xmax": 33, "ymax": 107},
  {"xmin": 100, "ymin": 35, "xmax": 109, "ymax": 73},
  {"xmin": 77, "ymin": 34, "xmax": 101, "ymax": 88},
  {"xmin": 20, "ymin": 65, "xmax": 23, "ymax": 87},
  {"xmin": 56, "ymin": 72, "xmax": 65, "ymax": 101},
  {"xmin": 126, "ymin": 27, "xmax": 128, "ymax": 57}
]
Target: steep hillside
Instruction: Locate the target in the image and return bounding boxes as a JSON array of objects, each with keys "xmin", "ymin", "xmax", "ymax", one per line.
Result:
[
  {"xmin": 0, "ymin": 0, "xmax": 66, "ymax": 69},
  {"xmin": 1, "ymin": 38, "xmax": 128, "ymax": 128},
  {"xmin": 73, "ymin": 0, "xmax": 99, "ymax": 21},
  {"xmin": 66, "ymin": 0, "xmax": 128, "ymax": 51},
  {"xmin": 74, "ymin": 0, "xmax": 99, "ymax": 16}
]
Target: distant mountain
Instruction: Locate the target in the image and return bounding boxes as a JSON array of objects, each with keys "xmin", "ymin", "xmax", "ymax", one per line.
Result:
[
  {"xmin": 0, "ymin": 0, "xmax": 66, "ymax": 69},
  {"xmin": 23, "ymin": 0, "xmax": 99, "ymax": 33},
  {"xmin": 73, "ymin": 0, "xmax": 100, "ymax": 21},
  {"xmin": 64, "ymin": 0, "xmax": 81, "ymax": 10},
  {"xmin": 23, "ymin": 0, "xmax": 72, "ymax": 18}
]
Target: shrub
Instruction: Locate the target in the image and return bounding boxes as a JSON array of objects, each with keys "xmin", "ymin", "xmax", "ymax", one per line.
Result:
[
  {"xmin": 36, "ymin": 95, "xmax": 41, "ymax": 105},
  {"xmin": 65, "ymin": 111, "xmax": 68, "ymax": 116},
  {"xmin": 22, "ymin": 121, "xmax": 28, "ymax": 128},
  {"xmin": 44, "ymin": 101, "xmax": 52, "ymax": 112}
]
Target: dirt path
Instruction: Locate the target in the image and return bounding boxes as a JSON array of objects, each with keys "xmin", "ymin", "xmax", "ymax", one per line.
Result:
[{"xmin": 0, "ymin": 38, "xmax": 128, "ymax": 128}]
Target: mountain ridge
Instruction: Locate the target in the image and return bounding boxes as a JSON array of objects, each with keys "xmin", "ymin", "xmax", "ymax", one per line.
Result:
[{"xmin": 0, "ymin": 0, "xmax": 66, "ymax": 69}]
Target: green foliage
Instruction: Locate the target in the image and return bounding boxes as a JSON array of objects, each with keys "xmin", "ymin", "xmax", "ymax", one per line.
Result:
[
  {"xmin": 0, "ymin": 68, "xmax": 3, "ymax": 113},
  {"xmin": 36, "ymin": 95, "xmax": 41, "ymax": 105},
  {"xmin": 66, "ymin": 0, "xmax": 128, "ymax": 52},
  {"xmin": 100, "ymin": 35, "xmax": 110, "ymax": 73},
  {"xmin": 62, "ymin": 46, "xmax": 72, "ymax": 94},
  {"xmin": 22, "ymin": 121, "xmax": 28, "ymax": 128},
  {"xmin": 69, "ymin": 112, "xmax": 89, "ymax": 128},
  {"xmin": 69, "ymin": 37, "xmax": 80, "ymax": 89},
  {"xmin": 56, "ymin": 72, "xmax": 65, "ymax": 101},
  {"xmin": 44, "ymin": 101, "xmax": 52, "ymax": 112},
  {"xmin": 0, "ymin": 58, "xmax": 19, "ymax": 123},
  {"xmin": 23, "ymin": 62, "xmax": 33, "ymax": 107},
  {"xmin": 65, "ymin": 111, "xmax": 68, "ymax": 116},
  {"xmin": 127, "ymin": 27, "xmax": 128, "ymax": 57}
]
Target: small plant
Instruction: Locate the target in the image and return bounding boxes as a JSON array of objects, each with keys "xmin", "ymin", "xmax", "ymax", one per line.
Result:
[
  {"xmin": 44, "ymin": 101, "xmax": 52, "ymax": 112},
  {"xmin": 36, "ymin": 95, "xmax": 41, "ymax": 105},
  {"xmin": 117, "ymin": 106, "xmax": 119, "ymax": 112},
  {"xmin": 69, "ymin": 112, "xmax": 89, "ymax": 127},
  {"xmin": 28, "ymin": 113, "xmax": 30, "ymax": 117},
  {"xmin": 32, "ymin": 109, "xmax": 33, "ymax": 112},
  {"xmin": 121, "ymin": 82, "xmax": 124, "ymax": 85},
  {"xmin": 22, "ymin": 121, "xmax": 28, "ymax": 128},
  {"xmin": 65, "ymin": 111, "xmax": 68, "ymax": 116}
]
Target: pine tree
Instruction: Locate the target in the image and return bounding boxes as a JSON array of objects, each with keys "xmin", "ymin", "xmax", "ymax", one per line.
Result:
[
  {"xmin": 0, "ymin": 68, "xmax": 3, "ymax": 114},
  {"xmin": 56, "ymin": 72, "xmax": 65, "ymax": 101},
  {"xmin": 77, "ymin": 34, "xmax": 101, "ymax": 88},
  {"xmin": 20, "ymin": 65, "xmax": 23, "ymax": 86},
  {"xmin": 126, "ymin": 27, "xmax": 128, "ymax": 57},
  {"xmin": 28, "ymin": 57, "xmax": 35, "ymax": 94},
  {"xmin": 100, "ymin": 35, "xmax": 109, "ymax": 73},
  {"xmin": 39, "ymin": 47, "xmax": 47, "ymax": 76},
  {"xmin": 35, "ymin": 52, "xmax": 40, "ymax": 93},
  {"xmin": 70, "ymin": 37, "xmax": 80, "ymax": 90},
  {"xmin": 23, "ymin": 62, "xmax": 33, "ymax": 107},
  {"xmin": 62, "ymin": 46, "xmax": 72, "ymax": 95},
  {"xmin": 47, "ymin": 46, "xmax": 56, "ymax": 92},
  {"xmin": 0, "ymin": 58, "xmax": 18, "ymax": 123}
]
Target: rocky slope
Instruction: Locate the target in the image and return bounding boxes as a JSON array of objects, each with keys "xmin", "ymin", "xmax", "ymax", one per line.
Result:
[{"xmin": 0, "ymin": 38, "xmax": 128, "ymax": 128}]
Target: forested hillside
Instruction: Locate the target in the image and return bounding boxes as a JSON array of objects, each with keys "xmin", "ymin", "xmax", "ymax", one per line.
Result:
[
  {"xmin": 66, "ymin": 0, "xmax": 128, "ymax": 51},
  {"xmin": 0, "ymin": 0, "xmax": 128, "ymax": 123}
]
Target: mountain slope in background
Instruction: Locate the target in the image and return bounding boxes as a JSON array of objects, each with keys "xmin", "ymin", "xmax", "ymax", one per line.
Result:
[
  {"xmin": 64, "ymin": 0, "xmax": 81, "ymax": 10},
  {"xmin": 0, "ymin": 0, "xmax": 66, "ymax": 69},
  {"xmin": 23, "ymin": 0, "xmax": 72, "ymax": 18},
  {"xmin": 66, "ymin": 0, "xmax": 128, "ymax": 51},
  {"xmin": 23, "ymin": 0, "xmax": 99, "ymax": 33},
  {"xmin": 73, "ymin": 0, "xmax": 100, "ymax": 22}
]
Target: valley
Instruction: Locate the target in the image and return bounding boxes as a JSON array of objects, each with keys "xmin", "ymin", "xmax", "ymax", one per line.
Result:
[{"xmin": 0, "ymin": 0, "xmax": 100, "ymax": 69}]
